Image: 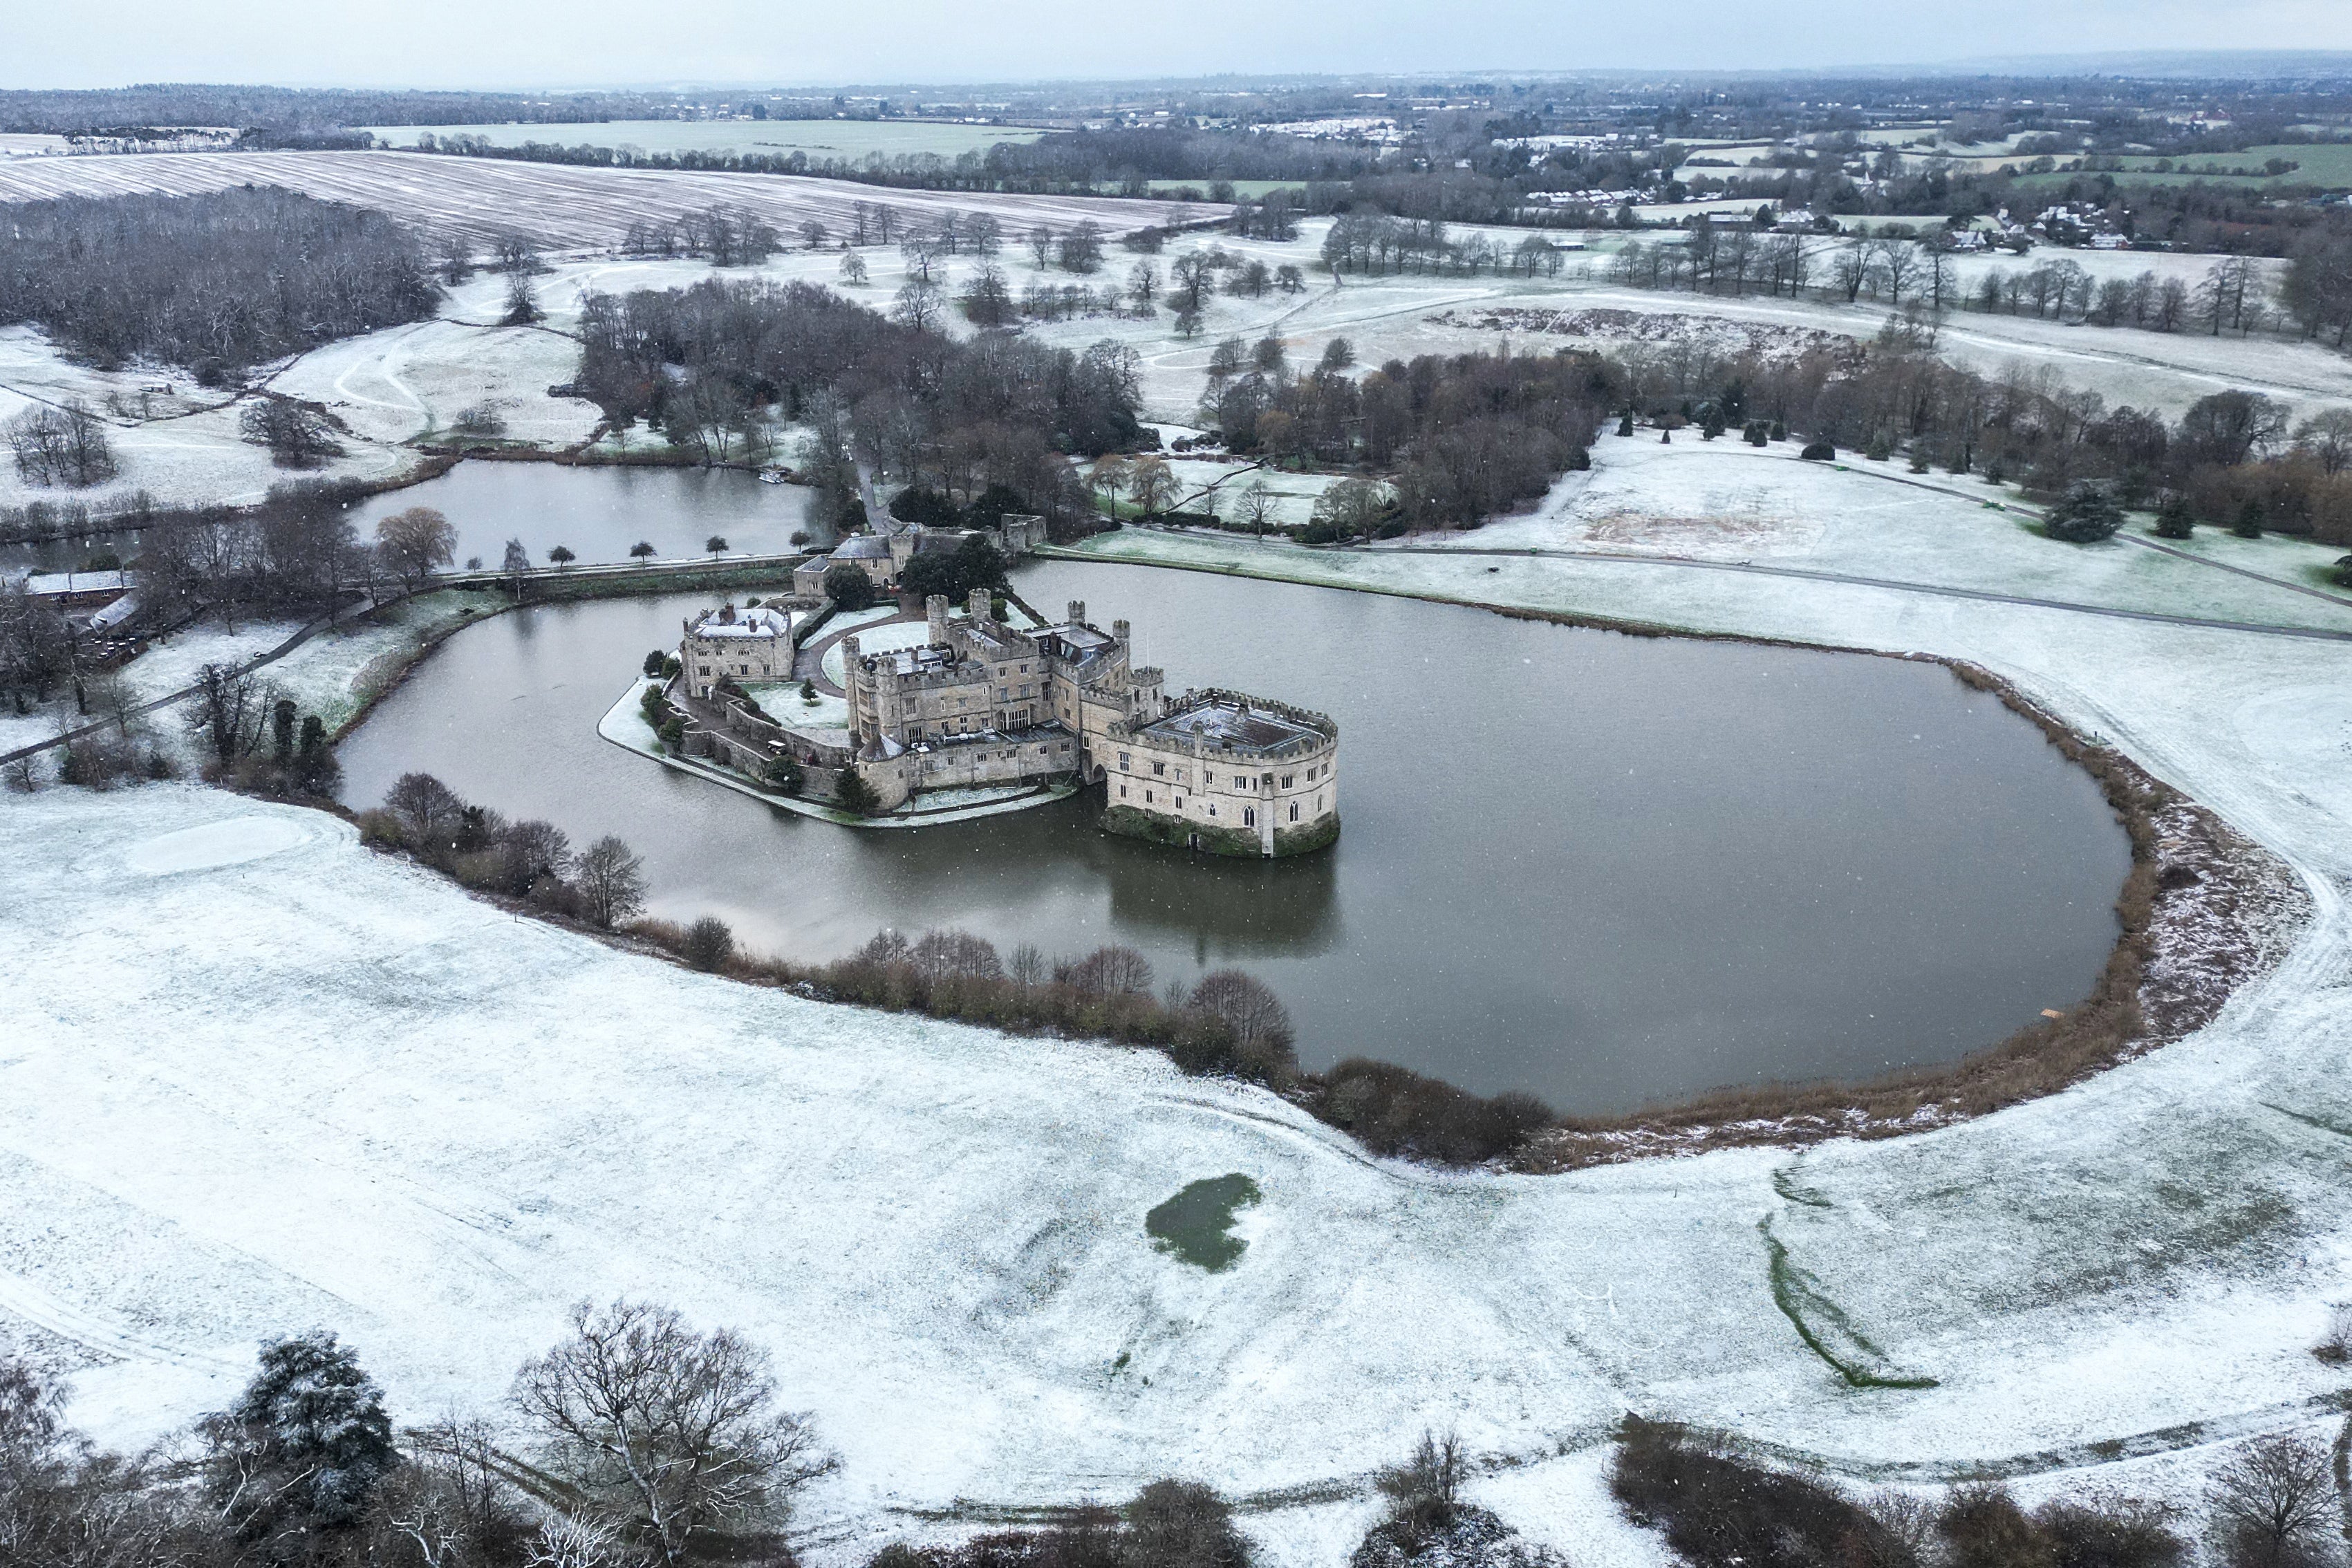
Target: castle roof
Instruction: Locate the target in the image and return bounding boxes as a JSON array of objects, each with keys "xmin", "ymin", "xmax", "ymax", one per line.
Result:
[
  {"xmin": 689, "ymin": 605, "xmax": 792, "ymax": 640},
  {"xmin": 1138, "ymin": 693, "xmax": 1331, "ymax": 756},
  {"xmin": 834, "ymin": 535, "xmax": 893, "ymax": 561}
]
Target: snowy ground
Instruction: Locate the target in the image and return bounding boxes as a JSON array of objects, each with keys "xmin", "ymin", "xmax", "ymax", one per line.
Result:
[
  {"xmin": 8, "ymin": 411, "xmax": 2352, "ymax": 1562},
  {"xmin": 4, "ymin": 212, "xmax": 2342, "ymax": 525}
]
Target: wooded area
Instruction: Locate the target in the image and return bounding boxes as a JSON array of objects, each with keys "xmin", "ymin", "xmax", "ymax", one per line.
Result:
[{"xmin": 0, "ymin": 187, "xmax": 438, "ymax": 377}]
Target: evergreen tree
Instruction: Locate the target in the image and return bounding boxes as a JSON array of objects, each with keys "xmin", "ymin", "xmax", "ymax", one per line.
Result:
[
  {"xmin": 2153, "ymin": 494, "xmax": 2195, "ymax": 539},
  {"xmin": 834, "ymin": 767, "xmax": 880, "ymax": 815},
  {"xmin": 2046, "ymin": 481, "xmax": 2126, "ymax": 543},
  {"xmin": 2234, "ymin": 498, "xmax": 2266, "ymax": 539},
  {"xmin": 203, "ymin": 1331, "xmax": 396, "ymax": 1547}
]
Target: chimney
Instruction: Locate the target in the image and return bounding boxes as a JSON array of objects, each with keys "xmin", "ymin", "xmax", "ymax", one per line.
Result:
[
  {"xmin": 1067, "ymin": 599, "xmax": 1085, "ymax": 627},
  {"xmin": 926, "ymin": 594, "xmax": 949, "ymax": 646}
]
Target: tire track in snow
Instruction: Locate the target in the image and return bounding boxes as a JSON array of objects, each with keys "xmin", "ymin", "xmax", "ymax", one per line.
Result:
[{"xmin": 0, "ymin": 1269, "xmax": 248, "ymax": 1374}]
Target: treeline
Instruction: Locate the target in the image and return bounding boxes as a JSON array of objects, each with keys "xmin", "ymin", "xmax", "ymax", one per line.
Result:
[
  {"xmin": 1202, "ymin": 338, "xmax": 1610, "ymax": 531},
  {"xmin": 574, "ymin": 277, "xmax": 1146, "ymax": 537},
  {"xmin": 1617, "ymin": 315, "xmax": 2352, "ymax": 542},
  {"xmin": 358, "ymin": 767, "xmax": 1557, "ymax": 1166},
  {"xmin": 0, "ymin": 84, "xmax": 683, "ymax": 133},
  {"xmin": 1602, "ymin": 221, "xmax": 2352, "ymax": 347},
  {"xmin": 0, "ymin": 188, "xmax": 438, "ymax": 377}
]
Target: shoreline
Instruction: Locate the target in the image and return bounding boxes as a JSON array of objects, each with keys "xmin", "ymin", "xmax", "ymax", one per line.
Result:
[{"xmin": 1029, "ymin": 537, "xmax": 2312, "ymax": 1171}]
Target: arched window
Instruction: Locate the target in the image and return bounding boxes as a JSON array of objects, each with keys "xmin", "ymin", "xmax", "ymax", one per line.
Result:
[
  {"xmin": 1243, "ymin": 808, "xmax": 1255, "ymax": 828},
  {"xmin": 1289, "ymin": 802, "xmax": 1300, "ymax": 822}
]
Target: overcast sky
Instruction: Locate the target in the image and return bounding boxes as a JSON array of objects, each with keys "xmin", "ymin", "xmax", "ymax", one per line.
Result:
[{"xmin": 4, "ymin": 0, "xmax": 2349, "ymax": 91}]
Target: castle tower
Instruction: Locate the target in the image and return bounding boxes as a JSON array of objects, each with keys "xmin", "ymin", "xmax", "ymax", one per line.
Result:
[
  {"xmin": 926, "ymin": 594, "xmax": 950, "ymax": 647},
  {"xmin": 1067, "ymin": 600, "xmax": 1085, "ymax": 626},
  {"xmin": 1112, "ymin": 618, "xmax": 1129, "ymax": 648},
  {"xmin": 967, "ymin": 586, "xmax": 991, "ymax": 622}
]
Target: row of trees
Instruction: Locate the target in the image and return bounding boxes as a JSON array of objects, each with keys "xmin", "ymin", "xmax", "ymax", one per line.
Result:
[
  {"xmin": 0, "ymin": 189, "xmax": 439, "ymax": 377},
  {"xmin": 1615, "ymin": 317, "xmax": 2352, "ymax": 542},
  {"xmin": 362, "ymin": 769, "xmax": 648, "ymax": 926},
  {"xmin": 1600, "ymin": 221, "xmax": 2352, "ymax": 349}
]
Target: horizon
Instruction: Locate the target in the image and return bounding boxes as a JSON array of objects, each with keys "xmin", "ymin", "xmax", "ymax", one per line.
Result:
[{"xmin": 5, "ymin": 0, "xmax": 2352, "ymax": 96}]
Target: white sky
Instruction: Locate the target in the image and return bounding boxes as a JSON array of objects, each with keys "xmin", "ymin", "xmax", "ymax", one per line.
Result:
[{"xmin": 1, "ymin": 0, "xmax": 2347, "ymax": 90}]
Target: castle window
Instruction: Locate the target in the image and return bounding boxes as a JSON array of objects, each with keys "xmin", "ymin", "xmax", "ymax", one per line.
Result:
[
  {"xmin": 1207, "ymin": 804, "xmax": 1217, "ymax": 817},
  {"xmin": 1119, "ymin": 784, "xmax": 1128, "ymax": 798},
  {"xmin": 1144, "ymin": 790, "xmax": 1153, "ymax": 804},
  {"xmin": 1289, "ymin": 802, "xmax": 1300, "ymax": 822},
  {"xmin": 1204, "ymin": 772, "xmax": 1215, "ymax": 786},
  {"xmin": 1119, "ymin": 752, "xmax": 1131, "ymax": 770},
  {"xmin": 1151, "ymin": 761, "xmax": 1164, "ymax": 777},
  {"xmin": 1243, "ymin": 808, "xmax": 1255, "ymax": 828},
  {"xmin": 1282, "ymin": 774, "xmax": 1294, "ymax": 788}
]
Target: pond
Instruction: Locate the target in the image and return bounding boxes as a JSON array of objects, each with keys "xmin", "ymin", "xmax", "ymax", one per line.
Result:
[
  {"xmin": 343, "ymin": 461, "xmax": 816, "ymax": 571},
  {"xmin": 335, "ymin": 558, "xmax": 2132, "ymax": 1115},
  {"xmin": 0, "ymin": 461, "xmax": 816, "ymax": 577}
]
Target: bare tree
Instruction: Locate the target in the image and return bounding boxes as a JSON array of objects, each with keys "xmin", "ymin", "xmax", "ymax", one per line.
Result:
[
  {"xmin": 1008, "ymin": 942, "xmax": 1045, "ymax": 987},
  {"xmin": 2208, "ymin": 1435, "xmax": 2337, "ymax": 1568},
  {"xmin": 1188, "ymin": 970, "xmax": 1294, "ymax": 1055},
  {"xmin": 188, "ymin": 662, "xmax": 266, "ymax": 764},
  {"xmin": 1027, "ymin": 225, "xmax": 1056, "ymax": 269},
  {"xmin": 385, "ymin": 771, "xmax": 465, "ymax": 846},
  {"xmin": 239, "ymin": 398, "xmax": 345, "ymax": 469},
  {"xmin": 1057, "ymin": 944, "xmax": 1153, "ymax": 997},
  {"xmin": 575, "ymin": 835, "xmax": 647, "ymax": 928},
  {"xmin": 511, "ymin": 1300, "xmax": 836, "ymax": 1567}
]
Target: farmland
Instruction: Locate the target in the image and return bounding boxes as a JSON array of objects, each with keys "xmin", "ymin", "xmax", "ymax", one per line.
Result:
[
  {"xmin": 360, "ymin": 118, "xmax": 1044, "ymax": 160},
  {"xmin": 0, "ymin": 149, "xmax": 1201, "ymax": 250}
]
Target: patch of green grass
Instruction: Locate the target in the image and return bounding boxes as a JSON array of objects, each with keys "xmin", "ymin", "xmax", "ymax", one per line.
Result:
[
  {"xmin": 1772, "ymin": 1166, "xmax": 1834, "ymax": 1209},
  {"xmin": 1760, "ymin": 1217, "xmax": 1939, "ymax": 1390},
  {"xmin": 1146, "ymin": 1173, "xmax": 1262, "ymax": 1272}
]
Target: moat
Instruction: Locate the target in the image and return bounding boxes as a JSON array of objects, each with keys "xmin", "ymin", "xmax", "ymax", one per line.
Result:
[{"xmin": 338, "ymin": 557, "xmax": 2131, "ymax": 1114}]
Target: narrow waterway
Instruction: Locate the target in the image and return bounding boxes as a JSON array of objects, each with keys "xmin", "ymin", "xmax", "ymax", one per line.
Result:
[{"xmin": 337, "ymin": 557, "xmax": 2131, "ymax": 1114}]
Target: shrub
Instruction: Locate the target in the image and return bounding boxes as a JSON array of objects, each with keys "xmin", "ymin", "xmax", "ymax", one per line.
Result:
[
  {"xmin": 2334, "ymin": 554, "xmax": 2352, "ymax": 588},
  {"xmin": 1865, "ymin": 433, "xmax": 1892, "ymax": 461},
  {"xmin": 2152, "ymin": 494, "xmax": 2195, "ymax": 540},
  {"xmin": 823, "ymin": 564, "xmax": 877, "ymax": 610},
  {"xmin": 1941, "ymin": 1484, "xmax": 2053, "ymax": 1568},
  {"xmin": 1617, "ymin": 412, "xmax": 1636, "ymax": 437},
  {"xmin": 1612, "ymin": 1417, "xmax": 1907, "ymax": 1568},
  {"xmin": 1314, "ymin": 1058, "xmax": 1553, "ymax": 1164},
  {"xmin": 765, "ymin": 755, "xmax": 804, "ymax": 795},
  {"xmin": 2233, "ymin": 499, "xmax": 2265, "ymax": 540},
  {"xmin": 1800, "ymin": 441, "xmax": 1836, "ymax": 462},
  {"xmin": 2046, "ymin": 482, "xmax": 2125, "ymax": 544},
  {"xmin": 682, "ymin": 916, "xmax": 736, "ymax": 972},
  {"xmin": 2040, "ymin": 1495, "xmax": 2183, "ymax": 1568}
]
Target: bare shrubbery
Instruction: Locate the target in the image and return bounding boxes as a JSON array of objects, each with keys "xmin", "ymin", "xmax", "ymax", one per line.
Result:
[
  {"xmin": 360, "ymin": 781, "xmax": 1557, "ymax": 1165},
  {"xmin": 1611, "ymin": 1422, "xmax": 2190, "ymax": 1568},
  {"xmin": 1350, "ymin": 1430, "xmax": 1563, "ymax": 1568},
  {"xmin": 361, "ymin": 771, "xmax": 647, "ymax": 928},
  {"xmin": 2313, "ymin": 1304, "xmax": 2352, "ymax": 1365},
  {"xmin": 866, "ymin": 1477, "xmax": 1251, "ymax": 1568},
  {"xmin": 1307, "ymin": 1058, "xmax": 1555, "ymax": 1165}
]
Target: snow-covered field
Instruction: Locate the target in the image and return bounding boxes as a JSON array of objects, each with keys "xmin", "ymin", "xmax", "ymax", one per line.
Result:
[
  {"xmin": 0, "ymin": 150, "xmax": 1200, "ymax": 250},
  {"xmin": 8, "ymin": 414, "xmax": 2352, "ymax": 1562}
]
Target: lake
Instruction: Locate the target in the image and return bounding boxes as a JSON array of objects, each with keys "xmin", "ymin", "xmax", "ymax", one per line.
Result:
[{"xmin": 336, "ymin": 558, "xmax": 2132, "ymax": 1114}]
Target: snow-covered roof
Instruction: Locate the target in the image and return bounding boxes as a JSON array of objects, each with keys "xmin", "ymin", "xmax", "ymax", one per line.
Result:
[
  {"xmin": 689, "ymin": 605, "xmax": 792, "ymax": 640},
  {"xmin": 88, "ymin": 593, "xmax": 141, "ymax": 631},
  {"xmin": 834, "ymin": 536, "xmax": 893, "ymax": 561},
  {"xmin": 22, "ymin": 570, "xmax": 131, "ymax": 597}
]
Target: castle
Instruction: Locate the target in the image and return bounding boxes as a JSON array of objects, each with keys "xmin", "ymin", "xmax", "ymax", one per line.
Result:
[{"xmin": 671, "ymin": 589, "xmax": 1339, "ymax": 857}]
